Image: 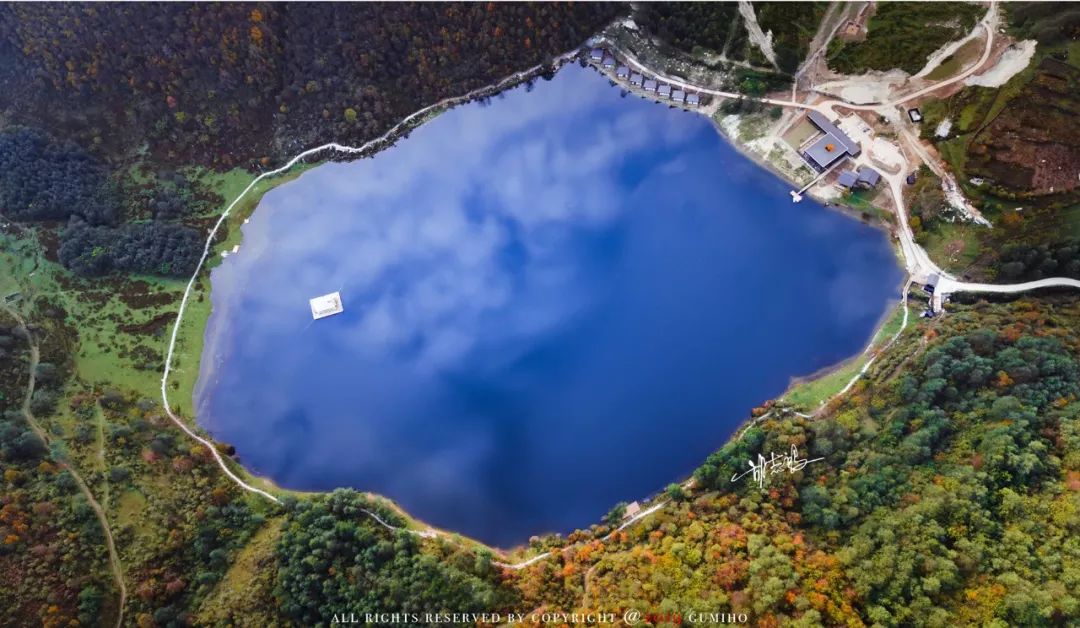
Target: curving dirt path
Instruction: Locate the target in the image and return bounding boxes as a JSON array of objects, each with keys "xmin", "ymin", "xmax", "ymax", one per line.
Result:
[
  {"xmin": 491, "ymin": 501, "xmax": 668, "ymax": 571},
  {"xmin": 3, "ymin": 305, "xmax": 127, "ymax": 628},
  {"xmin": 154, "ymin": 7, "xmax": 1079, "ymax": 570},
  {"xmin": 824, "ymin": 2, "xmax": 1000, "ymax": 110},
  {"xmin": 605, "ymin": 1, "xmax": 1079, "ymax": 305}
]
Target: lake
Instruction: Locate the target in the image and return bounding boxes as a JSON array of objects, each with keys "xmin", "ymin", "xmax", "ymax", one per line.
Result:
[{"xmin": 195, "ymin": 65, "xmax": 903, "ymax": 547}]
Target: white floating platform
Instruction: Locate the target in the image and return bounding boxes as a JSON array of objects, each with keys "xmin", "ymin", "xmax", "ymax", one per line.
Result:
[{"xmin": 309, "ymin": 291, "xmax": 344, "ymax": 320}]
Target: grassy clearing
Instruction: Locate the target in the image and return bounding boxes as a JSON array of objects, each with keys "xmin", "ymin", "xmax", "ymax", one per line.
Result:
[
  {"xmin": 837, "ymin": 188, "xmax": 892, "ymax": 224},
  {"xmin": 196, "ymin": 517, "xmax": 284, "ymax": 623},
  {"xmin": 782, "ymin": 303, "xmax": 910, "ymax": 410},
  {"xmin": 159, "ymin": 164, "xmax": 321, "ymax": 419},
  {"xmin": 924, "ymin": 36, "xmax": 983, "ymax": 81},
  {"xmin": 919, "ymin": 221, "xmax": 984, "ymax": 274},
  {"xmin": 1067, "ymin": 40, "xmax": 1080, "ymax": 70},
  {"xmin": 115, "ymin": 489, "xmax": 148, "ymax": 529},
  {"xmin": 912, "ymin": 34, "xmax": 1080, "ymax": 280},
  {"xmin": 1, "ymin": 161, "xmax": 319, "ymax": 455}
]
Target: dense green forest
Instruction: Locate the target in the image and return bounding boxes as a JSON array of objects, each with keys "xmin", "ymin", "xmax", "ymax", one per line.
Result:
[
  {"xmin": 753, "ymin": 2, "xmax": 828, "ymax": 73},
  {"xmin": 0, "ymin": 127, "xmax": 205, "ymax": 278},
  {"xmin": 634, "ymin": 3, "xmax": 742, "ymax": 58},
  {"xmin": 827, "ymin": 2, "xmax": 984, "ymax": 74},
  {"xmin": 274, "ymin": 491, "xmax": 516, "ymax": 625},
  {"xmin": 2, "ymin": 3, "xmax": 1079, "ymax": 626},
  {"xmin": 6, "ymin": 217, "xmax": 1078, "ymax": 625},
  {"xmin": 0, "ymin": 3, "xmax": 623, "ymax": 169},
  {"xmin": 0, "ymin": 3, "xmax": 622, "ymax": 281},
  {"xmin": 0, "ymin": 128, "xmax": 115, "ymax": 225},
  {"xmin": 633, "ymin": 2, "xmax": 825, "ymax": 73}
]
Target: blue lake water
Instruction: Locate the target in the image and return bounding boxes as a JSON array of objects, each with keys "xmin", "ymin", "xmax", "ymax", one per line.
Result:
[{"xmin": 196, "ymin": 65, "xmax": 903, "ymax": 547}]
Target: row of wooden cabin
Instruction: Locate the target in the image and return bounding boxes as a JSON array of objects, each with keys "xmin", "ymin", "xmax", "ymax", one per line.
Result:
[{"xmin": 590, "ymin": 48, "xmax": 701, "ymax": 106}]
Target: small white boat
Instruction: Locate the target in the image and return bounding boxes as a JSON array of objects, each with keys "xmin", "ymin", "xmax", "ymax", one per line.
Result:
[{"xmin": 309, "ymin": 291, "xmax": 344, "ymax": 320}]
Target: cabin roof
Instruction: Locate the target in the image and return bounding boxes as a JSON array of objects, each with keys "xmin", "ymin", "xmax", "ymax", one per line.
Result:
[
  {"xmin": 857, "ymin": 167, "xmax": 881, "ymax": 186},
  {"xmin": 837, "ymin": 171, "xmax": 859, "ymax": 187}
]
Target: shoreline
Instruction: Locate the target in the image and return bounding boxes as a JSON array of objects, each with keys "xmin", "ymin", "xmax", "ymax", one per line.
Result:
[
  {"xmin": 588, "ymin": 58, "xmax": 898, "ymax": 238},
  {"xmin": 163, "ymin": 47, "xmax": 596, "ymax": 522},
  {"xmin": 783, "ymin": 294, "xmax": 904, "ymax": 391},
  {"xmin": 171, "ymin": 53, "xmax": 913, "ymax": 556},
  {"xmin": 178, "ymin": 50, "xmax": 585, "ymax": 422}
]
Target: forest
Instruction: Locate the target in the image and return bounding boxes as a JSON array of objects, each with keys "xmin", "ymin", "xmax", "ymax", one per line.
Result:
[
  {"xmin": 57, "ymin": 220, "xmax": 204, "ymax": 278},
  {"xmin": 0, "ymin": 3, "xmax": 623, "ymax": 281},
  {"xmin": 826, "ymin": 2, "xmax": 985, "ymax": 74},
  {"xmin": 0, "ymin": 128, "xmax": 203, "ymax": 278},
  {"xmin": 633, "ymin": 2, "xmax": 824, "ymax": 73},
  {"xmin": 633, "ymin": 3, "xmax": 741, "ymax": 58},
  {"xmin": 995, "ymin": 241, "xmax": 1080, "ymax": 281},
  {"xmin": 2, "ymin": 3, "xmax": 1079, "ymax": 626},
  {"xmin": 274, "ymin": 491, "xmax": 515, "ymax": 624},
  {"xmin": 0, "ymin": 3, "xmax": 623, "ymax": 169},
  {"xmin": 10, "ymin": 254, "xmax": 1074, "ymax": 626},
  {"xmin": 0, "ymin": 128, "xmax": 115, "ymax": 225}
]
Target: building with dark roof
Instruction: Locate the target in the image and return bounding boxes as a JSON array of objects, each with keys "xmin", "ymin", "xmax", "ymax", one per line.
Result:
[
  {"xmin": 658, "ymin": 84, "xmax": 672, "ymax": 98},
  {"xmin": 616, "ymin": 65, "xmax": 630, "ymax": 79},
  {"xmin": 857, "ymin": 167, "xmax": 881, "ymax": 187},
  {"xmin": 602, "ymin": 55, "xmax": 616, "ymax": 68},
  {"xmin": 906, "ymin": 172, "xmax": 918, "ymax": 185},
  {"xmin": 590, "ymin": 48, "xmax": 604, "ymax": 62},
  {"xmin": 803, "ymin": 136, "xmax": 850, "ymax": 171},
  {"xmin": 837, "ymin": 170, "xmax": 859, "ymax": 188},
  {"xmin": 801, "ymin": 111, "xmax": 861, "ymax": 171}
]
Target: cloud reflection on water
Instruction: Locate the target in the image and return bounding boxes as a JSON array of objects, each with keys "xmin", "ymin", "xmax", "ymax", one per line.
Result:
[{"xmin": 198, "ymin": 66, "xmax": 903, "ymax": 546}]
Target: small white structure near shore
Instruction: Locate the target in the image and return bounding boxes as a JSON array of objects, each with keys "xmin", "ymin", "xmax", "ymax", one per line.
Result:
[{"xmin": 309, "ymin": 291, "xmax": 344, "ymax": 320}]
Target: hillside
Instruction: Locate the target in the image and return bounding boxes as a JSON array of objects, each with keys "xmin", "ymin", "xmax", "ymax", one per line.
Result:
[
  {"xmin": 0, "ymin": 3, "xmax": 623, "ymax": 169},
  {"xmin": 909, "ymin": 4, "xmax": 1080, "ymax": 282},
  {"xmin": 2, "ymin": 3, "xmax": 1080, "ymax": 627},
  {"xmin": 826, "ymin": 2, "xmax": 984, "ymax": 75},
  {"xmin": 8, "ymin": 268, "xmax": 1077, "ymax": 625}
]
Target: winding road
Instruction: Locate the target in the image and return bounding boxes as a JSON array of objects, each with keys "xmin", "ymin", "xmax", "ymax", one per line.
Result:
[
  {"xmin": 159, "ymin": 49, "xmax": 584, "ymax": 505},
  {"xmin": 3, "ymin": 305, "xmax": 127, "ymax": 628},
  {"xmin": 149, "ymin": 3, "xmax": 1080, "ymax": 570},
  {"xmin": 604, "ymin": 1, "xmax": 1079, "ymax": 309}
]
